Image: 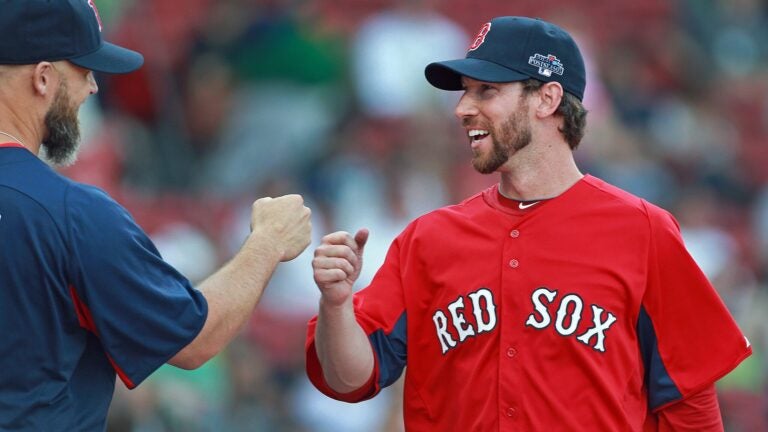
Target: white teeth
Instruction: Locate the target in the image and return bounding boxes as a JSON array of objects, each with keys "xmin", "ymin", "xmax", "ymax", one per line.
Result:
[{"xmin": 468, "ymin": 129, "xmax": 489, "ymax": 137}]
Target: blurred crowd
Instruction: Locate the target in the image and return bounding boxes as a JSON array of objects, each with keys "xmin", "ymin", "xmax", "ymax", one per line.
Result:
[{"xmin": 60, "ymin": 0, "xmax": 767, "ymax": 430}]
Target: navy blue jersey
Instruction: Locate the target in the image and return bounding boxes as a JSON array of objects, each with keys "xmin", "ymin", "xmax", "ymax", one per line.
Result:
[{"xmin": 0, "ymin": 146, "xmax": 208, "ymax": 430}]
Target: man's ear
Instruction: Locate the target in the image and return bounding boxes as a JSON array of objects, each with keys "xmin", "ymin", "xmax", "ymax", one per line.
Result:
[
  {"xmin": 32, "ymin": 62, "xmax": 58, "ymax": 97},
  {"xmin": 534, "ymin": 81, "xmax": 564, "ymax": 118}
]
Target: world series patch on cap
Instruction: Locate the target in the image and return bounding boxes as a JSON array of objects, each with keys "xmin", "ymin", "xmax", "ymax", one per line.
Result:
[
  {"xmin": 425, "ymin": 16, "xmax": 586, "ymax": 101},
  {"xmin": 0, "ymin": 0, "xmax": 143, "ymax": 74}
]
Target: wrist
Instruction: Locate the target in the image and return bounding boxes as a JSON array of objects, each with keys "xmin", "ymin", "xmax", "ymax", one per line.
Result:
[
  {"xmin": 242, "ymin": 230, "xmax": 284, "ymax": 264},
  {"xmin": 319, "ymin": 294, "xmax": 354, "ymax": 312}
]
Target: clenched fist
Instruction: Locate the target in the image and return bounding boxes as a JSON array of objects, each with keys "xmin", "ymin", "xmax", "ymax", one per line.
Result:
[
  {"xmin": 249, "ymin": 194, "xmax": 312, "ymax": 261},
  {"xmin": 312, "ymin": 229, "xmax": 369, "ymax": 306}
]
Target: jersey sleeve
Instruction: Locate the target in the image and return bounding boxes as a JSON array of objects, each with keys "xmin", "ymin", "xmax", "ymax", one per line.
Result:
[
  {"xmin": 305, "ymin": 225, "xmax": 413, "ymax": 403},
  {"xmin": 642, "ymin": 385, "xmax": 723, "ymax": 431},
  {"xmin": 637, "ymin": 205, "xmax": 751, "ymax": 411},
  {"xmin": 65, "ymin": 185, "xmax": 207, "ymax": 389}
]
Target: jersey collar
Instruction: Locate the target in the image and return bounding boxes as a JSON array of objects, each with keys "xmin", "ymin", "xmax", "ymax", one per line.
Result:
[{"xmin": 482, "ymin": 175, "xmax": 592, "ymax": 216}]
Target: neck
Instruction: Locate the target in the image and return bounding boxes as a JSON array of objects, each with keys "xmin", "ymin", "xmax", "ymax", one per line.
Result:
[
  {"xmin": 0, "ymin": 115, "xmax": 42, "ymax": 155},
  {"xmin": 0, "ymin": 130, "xmax": 26, "ymax": 147},
  {"xmin": 497, "ymin": 138, "xmax": 583, "ymax": 201},
  {"xmin": 0, "ymin": 76, "xmax": 44, "ymax": 155}
]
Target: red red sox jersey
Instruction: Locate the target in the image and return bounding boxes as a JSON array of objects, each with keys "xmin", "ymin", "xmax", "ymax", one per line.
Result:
[{"xmin": 306, "ymin": 175, "xmax": 751, "ymax": 431}]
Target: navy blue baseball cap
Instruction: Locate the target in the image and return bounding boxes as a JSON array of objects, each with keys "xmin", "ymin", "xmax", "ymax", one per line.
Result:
[
  {"xmin": 425, "ymin": 17, "xmax": 586, "ymax": 100},
  {"xmin": 0, "ymin": 0, "xmax": 143, "ymax": 74}
]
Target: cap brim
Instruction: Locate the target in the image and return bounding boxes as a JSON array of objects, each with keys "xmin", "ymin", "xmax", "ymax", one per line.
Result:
[
  {"xmin": 425, "ymin": 58, "xmax": 529, "ymax": 90},
  {"xmin": 69, "ymin": 41, "xmax": 144, "ymax": 74}
]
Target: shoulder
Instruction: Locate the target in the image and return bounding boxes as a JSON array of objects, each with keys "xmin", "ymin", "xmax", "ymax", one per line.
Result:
[
  {"xmin": 411, "ymin": 189, "xmax": 487, "ymax": 225},
  {"xmin": 0, "ymin": 153, "xmax": 119, "ymax": 224},
  {"xmin": 0, "ymin": 150, "xmax": 118, "ymax": 210},
  {"xmin": 65, "ymin": 180, "xmax": 124, "ymax": 214},
  {"xmin": 0, "ymin": 152, "xmax": 66, "ymax": 207},
  {"xmin": 63, "ymin": 182, "xmax": 141, "ymax": 242},
  {"xmin": 391, "ymin": 188, "xmax": 491, "ymax": 247},
  {"xmin": 581, "ymin": 175, "xmax": 677, "ymax": 228}
]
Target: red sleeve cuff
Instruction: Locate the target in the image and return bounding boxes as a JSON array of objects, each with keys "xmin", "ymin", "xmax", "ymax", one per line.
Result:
[
  {"xmin": 655, "ymin": 384, "xmax": 723, "ymax": 432},
  {"xmin": 305, "ymin": 327, "xmax": 380, "ymax": 403}
]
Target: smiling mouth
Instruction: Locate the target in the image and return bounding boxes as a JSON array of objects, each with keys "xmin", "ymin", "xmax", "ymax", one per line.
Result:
[
  {"xmin": 468, "ymin": 129, "xmax": 490, "ymax": 140},
  {"xmin": 468, "ymin": 129, "xmax": 490, "ymax": 148}
]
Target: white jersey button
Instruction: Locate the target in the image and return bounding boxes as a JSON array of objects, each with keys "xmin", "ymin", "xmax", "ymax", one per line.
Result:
[
  {"xmin": 510, "ymin": 229, "xmax": 520, "ymax": 238},
  {"xmin": 509, "ymin": 259, "xmax": 519, "ymax": 268},
  {"xmin": 505, "ymin": 407, "xmax": 517, "ymax": 417}
]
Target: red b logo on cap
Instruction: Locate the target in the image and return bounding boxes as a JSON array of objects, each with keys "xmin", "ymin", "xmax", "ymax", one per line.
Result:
[
  {"xmin": 87, "ymin": 0, "xmax": 103, "ymax": 32},
  {"xmin": 468, "ymin": 22, "xmax": 491, "ymax": 51}
]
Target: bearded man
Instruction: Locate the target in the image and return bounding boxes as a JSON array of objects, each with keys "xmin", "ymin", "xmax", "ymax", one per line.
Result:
[
  {"xmin": 305, "ymin": 16, "xmax": 750, "ymax": 432},
  {"xmin": 0, "ymin": 1, "xmax": 312, "ymax": 429}
]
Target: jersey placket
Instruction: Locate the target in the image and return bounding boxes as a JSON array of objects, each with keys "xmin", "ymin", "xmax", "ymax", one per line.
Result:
[{"xmin": 498, "ymin": 218, "xmax": 526, "ymax": 429}]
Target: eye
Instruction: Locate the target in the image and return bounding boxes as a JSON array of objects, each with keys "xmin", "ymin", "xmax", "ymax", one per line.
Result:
[{"xmin": 481, "ymin": 84, "xmax": 496, "ymax": 92}]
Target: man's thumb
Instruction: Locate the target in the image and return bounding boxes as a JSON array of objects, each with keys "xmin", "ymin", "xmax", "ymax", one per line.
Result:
[{"xmin": 354, "ymin": 228, "xmax": 369, "ymax": 257}]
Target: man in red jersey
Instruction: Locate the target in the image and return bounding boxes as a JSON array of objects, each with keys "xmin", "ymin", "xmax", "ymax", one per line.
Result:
[{"xmin": 305, "ymin": 16, "xmax": 751, "ymax": 431}]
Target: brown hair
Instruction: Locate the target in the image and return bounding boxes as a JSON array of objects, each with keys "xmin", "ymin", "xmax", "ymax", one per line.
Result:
[{"xmin": 520, "ymin": 78, "xmax": 588, "ymax": 149}]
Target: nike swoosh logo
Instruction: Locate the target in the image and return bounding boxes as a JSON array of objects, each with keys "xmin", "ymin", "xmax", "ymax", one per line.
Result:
[{"xmin": 519, "ymin": 201, "xmax": 540, "ymax": 210}]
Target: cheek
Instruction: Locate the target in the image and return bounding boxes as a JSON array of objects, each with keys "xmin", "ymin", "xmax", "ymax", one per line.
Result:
[
  {"xmin": 482, "ymin": 102, "xmax": 512, "ymax": 122},
  {"xmin": 71, "ymin": 89, "xmax": 90, "ymax": 109}
]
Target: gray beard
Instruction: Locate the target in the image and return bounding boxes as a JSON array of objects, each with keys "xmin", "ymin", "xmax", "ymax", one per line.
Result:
[{"xmin": 41, "ymin": 83, "xmax": 81, "ymax": 166}]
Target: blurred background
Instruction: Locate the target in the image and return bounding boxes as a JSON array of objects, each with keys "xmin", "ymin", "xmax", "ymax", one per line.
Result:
[{"xmin": 65, "ymin": 0, "xmax": 767, "ymax": 430}]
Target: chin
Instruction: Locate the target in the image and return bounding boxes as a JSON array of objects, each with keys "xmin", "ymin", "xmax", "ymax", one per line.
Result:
[{"xmin": 472, "ymin": 162, "xmax": 496, "ymax": 175}]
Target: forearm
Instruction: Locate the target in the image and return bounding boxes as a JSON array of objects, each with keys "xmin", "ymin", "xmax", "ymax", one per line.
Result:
[
  {"xmin": 315, "ymin": 296, "xmax": 375, "ymax": 393},
  {"xmin": 170, "ymin": 234, "xmax": 282, "ymax": 369}
]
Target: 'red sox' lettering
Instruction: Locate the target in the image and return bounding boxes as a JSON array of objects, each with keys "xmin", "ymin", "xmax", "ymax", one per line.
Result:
[
  {"xmin": 433, "ymin": 288, "xmax": 497, "ymax": 354},
  {"xmin": 433, "ymin": 286, "xmax": 617, "ymax": 354},
  {"xmin": 525, "ymin": 287, "xmax": 617, "ymax": 352}
]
